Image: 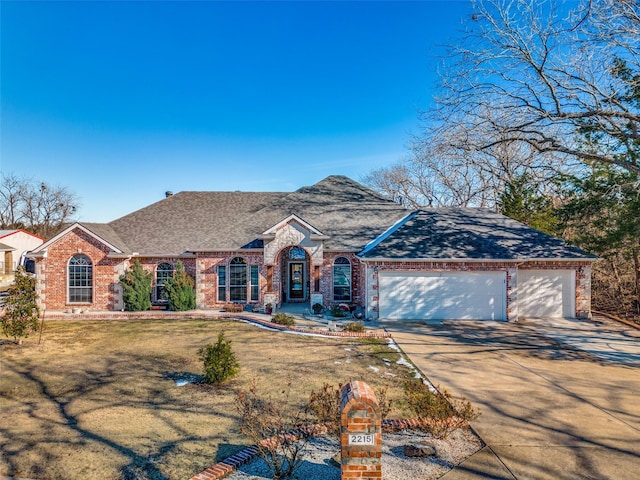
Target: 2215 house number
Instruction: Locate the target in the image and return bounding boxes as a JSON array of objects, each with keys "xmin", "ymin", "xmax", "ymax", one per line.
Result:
[{"xmin": 348, "ymin": 433, "xmax": 375, "ymax": 445}]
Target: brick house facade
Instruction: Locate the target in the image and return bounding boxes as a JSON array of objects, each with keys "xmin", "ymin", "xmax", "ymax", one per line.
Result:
[{"xmin": 30, "ymin": 176, "xmax": 595, "ymax": 320}]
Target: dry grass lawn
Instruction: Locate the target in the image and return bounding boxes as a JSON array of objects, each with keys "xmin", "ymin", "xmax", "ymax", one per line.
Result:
[{"xmin": 0, "ymin": 318, "xmax": 413, "ymax": 480}]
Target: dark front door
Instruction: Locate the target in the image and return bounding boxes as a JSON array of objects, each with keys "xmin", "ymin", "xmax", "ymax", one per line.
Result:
[{"xmin": 289, "ymin": 262, "xmax": 305, "ymax": 300}]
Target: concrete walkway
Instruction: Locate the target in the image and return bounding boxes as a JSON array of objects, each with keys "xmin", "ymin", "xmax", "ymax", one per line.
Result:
[{"xmin": 384, "ymin": 316, "xmax": 640, "ymax": 479}]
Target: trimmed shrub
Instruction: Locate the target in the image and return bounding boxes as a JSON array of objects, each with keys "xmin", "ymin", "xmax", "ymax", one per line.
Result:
[
  {"xmin": 119, "ymin": 259, "xmax": 152, "ymax": 311},
  {"xmin": 271, "ymin": 312, "xmax": 295, "ymax": 326},
  {"xmin": 312, "ymin": 303, "xmax": 323, "ymax": 314},
  {"xmin": 198, "ymin": 332, "xmax": 240, "ymax": 385},
  {"xmin": 164, "ymin": 261, "xmax": 196, "ymax": 311},
  {"xmin": 1, "ymin": 267, "xmax": 40, "ymax": 344}
]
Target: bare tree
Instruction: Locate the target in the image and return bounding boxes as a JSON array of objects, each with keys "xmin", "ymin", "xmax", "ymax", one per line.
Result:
[
  {"xmin": 432, "ymin": 0, "xmax": 640, "ymax": 175},
  {"xmin": 0, "ymin": 173, "xmax": 26, "ymax": 229},
  {"xmin": 0, "ymin": 173, "xmax": 79, "ymax": 238},
  {"xmin": 363, "ymin": 114, "xmax": 573, "ymax": 208}
]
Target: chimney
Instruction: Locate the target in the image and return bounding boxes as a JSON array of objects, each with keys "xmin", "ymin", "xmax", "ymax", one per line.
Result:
[{"xmin": 165, "ymin": 191, "xmax": 173, "ymax": 198}]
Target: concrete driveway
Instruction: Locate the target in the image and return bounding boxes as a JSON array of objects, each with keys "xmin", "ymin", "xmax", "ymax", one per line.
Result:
[{"xmin": 383, "ymin": 315, "xmax": 640, "ymax": 479}]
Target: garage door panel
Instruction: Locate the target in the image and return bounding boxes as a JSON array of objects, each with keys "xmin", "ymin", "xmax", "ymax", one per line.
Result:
[
  {"xmin": 519, "ymin": 270, "xmax": 575, "ymax": 318},
  {"xmin": 379, "ymin": 271, "xmax": 506, "ymax": 321}
]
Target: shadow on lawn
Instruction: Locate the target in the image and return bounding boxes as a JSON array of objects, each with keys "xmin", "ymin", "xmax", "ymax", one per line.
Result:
[{"xmin": 1, "ymin": 352, "xmax": 230, "ymax": 480}]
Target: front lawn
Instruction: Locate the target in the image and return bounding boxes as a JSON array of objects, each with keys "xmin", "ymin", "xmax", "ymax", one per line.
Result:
[{"xmin": 0, "ymin": 318, "xmax": 411, "ymax": 480}]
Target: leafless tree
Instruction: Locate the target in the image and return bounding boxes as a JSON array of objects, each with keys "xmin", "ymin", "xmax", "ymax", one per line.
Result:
[
  {"xmin": 363, "ymin": 112, "xmax": 574, "ymax": 208},
  {"xmin": 432, "ymin": 0, "xmax": 639, "ymax": 175},
  {"xmin": 0, "ymin": 173, "xmax": 25, "ymax": 229},
  {"xmin": 0, "ymin": 173, "xmax": 79, "ymax": 238}
]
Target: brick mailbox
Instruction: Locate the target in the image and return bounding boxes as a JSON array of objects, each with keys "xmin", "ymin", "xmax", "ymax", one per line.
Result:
[{"xmin": 340, "ymin": 381, "xmax": 382, "ymax": 479}]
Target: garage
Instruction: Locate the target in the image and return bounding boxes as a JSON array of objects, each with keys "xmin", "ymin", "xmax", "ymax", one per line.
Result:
[
  {"xmin": 378, "ymin": 271, "xmax": 506, "ymax": 321},
  {"xmin": 518, "ymin": 270, "xmax": 575, "ymax": 318}
]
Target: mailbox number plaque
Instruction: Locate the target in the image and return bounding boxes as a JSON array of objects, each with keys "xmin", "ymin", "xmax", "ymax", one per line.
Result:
[{"xmin": 348, "ymin": 434, "xmax": 375, "ymax": 446}]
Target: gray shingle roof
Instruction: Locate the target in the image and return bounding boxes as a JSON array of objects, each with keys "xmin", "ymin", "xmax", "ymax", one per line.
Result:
[
  {"xmin": 66, "ymin": 177, "xmax": 593, "ymax": 261},
  {"xmin": 358, "ymin": 208, "xmax": 595, "ymax": 260},
  {"xmin": 105, "ymin": 176, "xmax": 409, "ymax": 255},
  {"xmin": 78, "ymin": 223, "xmax": 131, "ymax": 254}
]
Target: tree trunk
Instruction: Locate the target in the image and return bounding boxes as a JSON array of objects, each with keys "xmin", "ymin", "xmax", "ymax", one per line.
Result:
[{"xmin": 633, "ymin": 248, "xmax": 640, "ymax": 315}]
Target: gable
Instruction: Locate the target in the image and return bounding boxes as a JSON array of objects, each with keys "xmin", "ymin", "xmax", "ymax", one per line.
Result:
[
  {"xmin": 31, "ymin": 223, "xmax": 125, "ymax": 256},
  {"xmin": 262, "ymin": 215, "xmax": 328, "ymax": 265}
]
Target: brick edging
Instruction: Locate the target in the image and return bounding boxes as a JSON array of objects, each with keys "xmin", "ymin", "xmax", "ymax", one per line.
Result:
[{"xmin": 189, "ymin": 419, "xmax": 458, "ymax": 480}]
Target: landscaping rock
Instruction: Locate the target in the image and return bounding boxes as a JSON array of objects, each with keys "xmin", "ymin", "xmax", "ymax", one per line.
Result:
[{"xmin": 404, "ymin": 443, "xmax": 437, "ymax": 458}]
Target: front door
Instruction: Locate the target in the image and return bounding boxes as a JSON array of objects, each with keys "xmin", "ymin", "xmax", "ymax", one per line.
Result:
[{"xmin": 289, "ymin": 262, "xmax": 305, "ymax": 300}]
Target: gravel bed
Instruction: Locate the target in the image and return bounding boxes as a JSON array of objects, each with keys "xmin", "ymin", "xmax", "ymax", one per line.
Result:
[{"xmin": 225, "ymin": 428, "xmax": 483, "ymax": 479}]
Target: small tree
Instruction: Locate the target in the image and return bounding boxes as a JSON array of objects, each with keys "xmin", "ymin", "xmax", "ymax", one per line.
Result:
[
  {"xmin": 198, "ymin": 331, "xmax": 240, "ymax": 385},
  {"xmin": 1, "ymin": 267, "xmax": 40, "ymax": 344},
  {"xmin": 119, "ymin": 259, "xmax": 152, "ymax": 311},
  {"xmin": 163, "ymin": 261, "xmax": 196, "ymax": 311}
]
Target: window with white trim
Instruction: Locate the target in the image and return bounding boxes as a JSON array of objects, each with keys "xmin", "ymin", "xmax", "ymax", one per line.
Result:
[
  {"xmin": 217, "ymin": 265, "xmax": 227, "ymax": 302},
  {"xmin": 156, "ymin": 263, "xmax": 173, "ymax": 302},
  {"xmin": 229, "ymin": 257, "xmax": 247, "ymax": 302},
  {"xmin": 250, "ymin": 265, "xmax": 259, "ymax": 302},
  {"xmin": 333, "ymin": 257, "xmax": 351, "ymax": 302},
  {"xmin": 68, "ymin": 254, "xmax": 93, "ymax": 303}
]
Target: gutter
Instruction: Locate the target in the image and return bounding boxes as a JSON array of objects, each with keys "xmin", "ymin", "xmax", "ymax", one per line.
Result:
[{"xmin": 358, "ymin": 257, "xmax": 597, "ymax": 263}]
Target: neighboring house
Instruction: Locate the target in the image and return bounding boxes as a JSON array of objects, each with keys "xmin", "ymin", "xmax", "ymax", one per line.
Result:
[
  {"xmin": 29, "ymin": 176, "xmax": 596, "ymax": 321},
  {"xmin": 0, "ymin": 230, "xmax": 45, "ymax": 275}
]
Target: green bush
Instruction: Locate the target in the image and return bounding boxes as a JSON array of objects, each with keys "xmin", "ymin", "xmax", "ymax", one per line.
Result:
[
  {"xmin": 312, "ymin": 303, "xmax": 323, "ymax": 314},
  {"xmin": 271, "ymin": 312, "xmax": 295, "ymax": 326},
  {"xmin": 404, "ymin": 378, "xmax": 480, "ymax": 439},
  {"xmin": 119, "ymin": 259, "xmax": 152, "ymax": 311},
  {"xmin": 329, "ymin": 305, "xmax": 348, "ymax": 317},
  {"xmin": 198, "ymin": 332, "xmax": 240, "ymax": 385},
  {"xmin": 343, "ymin": 321, "xmax": 365, "ymax": 333},
  {"xmin": 1, "ymin": 267, "xmax": 40, "ymax": 344},
  {"xmin": 164, "ymin": 261, "xmax": 196, "ymax": 311}
]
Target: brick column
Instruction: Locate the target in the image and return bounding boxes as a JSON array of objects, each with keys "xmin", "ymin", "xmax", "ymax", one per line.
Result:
[{"xmin": 340, "ymin": 381, "xmax": 382, "ymax": 479}]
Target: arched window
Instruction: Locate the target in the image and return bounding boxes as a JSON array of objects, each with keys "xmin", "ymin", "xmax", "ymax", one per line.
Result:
[
  {"xmin": 68, "ymin": 254, "xmax": 93, "ymax": 303},
  {"xmin": 156, "ymin": 263, "xmax": 174, "ymax": 302},
  {"xmin": 229, "ymin": 257, "xmax": 248, "ymax": 302},
  {"xmin": 289, "ymin": 246, "xmax": 306, "ymax": 260},
  {"xmin": 333, "ymin": 257, "xmax": 351, "ymax": 302}
]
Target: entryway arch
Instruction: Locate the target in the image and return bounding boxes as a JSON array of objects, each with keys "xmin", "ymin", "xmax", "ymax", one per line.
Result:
[{"xmin": 279, "ymin": 245, "xmax": 310, "ymax": 303}]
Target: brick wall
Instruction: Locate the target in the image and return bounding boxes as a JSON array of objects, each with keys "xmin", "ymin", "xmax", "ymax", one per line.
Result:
[{"xmin": 36, "ymin": 228, "xmax": 122, "ymax": 310}]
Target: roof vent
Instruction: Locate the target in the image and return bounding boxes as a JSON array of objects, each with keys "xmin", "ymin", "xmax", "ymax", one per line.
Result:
[{"xmin": 165, "ymin": 191, "xmax": 173, "ymax": 198}]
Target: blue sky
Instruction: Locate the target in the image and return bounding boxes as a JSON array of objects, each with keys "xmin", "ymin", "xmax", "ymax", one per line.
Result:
[{"xmin": 1, "ymin": 0, "xmax": 473, "ymax": 222}]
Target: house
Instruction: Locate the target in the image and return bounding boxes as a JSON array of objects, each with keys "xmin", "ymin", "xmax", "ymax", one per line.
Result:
[
  {"xmin": 29, "ymin": 176, "xmax": 595, "ymax": 321},
  {"xmin": 0, "ymin": 229, "xmax": 45, "ymax": 275}
]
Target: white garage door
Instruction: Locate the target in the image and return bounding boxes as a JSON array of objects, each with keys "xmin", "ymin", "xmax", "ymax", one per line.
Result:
[
  {"xmin": 518, "ymin": 270, "xmax": 575, "ymax": 318},
  {"xmin": 379, "ymin": 271, "xmax": 506, "ymax": 321}
]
